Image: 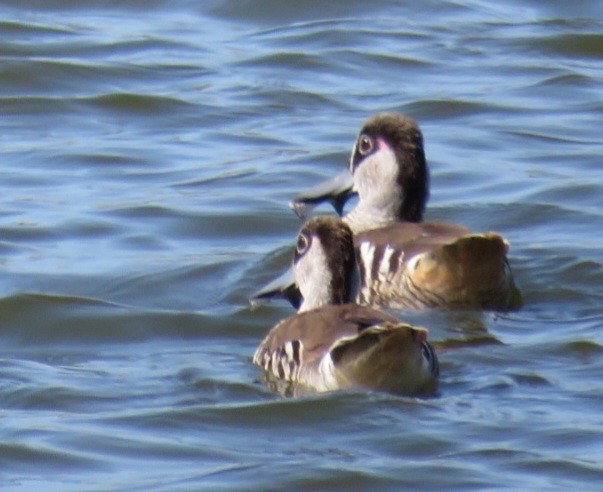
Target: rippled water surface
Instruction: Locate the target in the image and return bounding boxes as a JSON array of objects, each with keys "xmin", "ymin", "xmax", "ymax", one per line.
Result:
[{"xmin": 1, "ymin": 0, "xmax": 603, "ymax": 490}]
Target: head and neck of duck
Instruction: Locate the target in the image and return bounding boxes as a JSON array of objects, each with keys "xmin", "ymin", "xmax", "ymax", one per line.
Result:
[
  {"xmin": 292, "ymin": 215, "xmax": 358, "ymax": 312},
  {"xmin": 291, "ymin": 113, "xmax": 430, "ymax": 233}
]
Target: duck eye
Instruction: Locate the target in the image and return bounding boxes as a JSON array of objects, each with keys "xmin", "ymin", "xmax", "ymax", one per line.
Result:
[
  {"xmin": 296, "ymin": 233, "xmax": 310, "ymax": 256},
  {"xmin": 357, "ymin": 134, "xmax": 373, "ymax": 156}
]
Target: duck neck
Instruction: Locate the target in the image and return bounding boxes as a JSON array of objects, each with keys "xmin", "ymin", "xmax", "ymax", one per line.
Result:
[
  {"xmin": 297, "ymin": 258, "xmax": 358, "ymax": 313},
  {"xmin": 344, "ymin": 206, "xmax": 400, "ymax": 234}
]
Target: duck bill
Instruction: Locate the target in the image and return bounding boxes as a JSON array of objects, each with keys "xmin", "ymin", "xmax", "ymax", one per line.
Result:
[
  {"xmin": 289, "ymin": 169, "xmax": 356, "ymax": 219},
  {"xmin": 249, "ymin": 268, "xmax": 302, "ymax": 310}
]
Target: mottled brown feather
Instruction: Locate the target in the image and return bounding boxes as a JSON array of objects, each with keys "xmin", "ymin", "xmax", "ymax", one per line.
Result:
[{"xmin": 256, "ymin": 304, "xmax": 398, "ymax": 366}]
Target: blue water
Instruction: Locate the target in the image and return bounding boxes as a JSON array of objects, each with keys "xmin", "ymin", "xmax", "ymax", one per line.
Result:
[{"xmin": 1, "ymin": 1, "xmax": 603, "ymax": 490}]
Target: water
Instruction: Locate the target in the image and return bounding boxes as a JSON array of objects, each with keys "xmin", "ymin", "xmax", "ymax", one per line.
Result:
[{"xmin": 1, "ymin": 0, "xmax": 602, "ymax": 490}]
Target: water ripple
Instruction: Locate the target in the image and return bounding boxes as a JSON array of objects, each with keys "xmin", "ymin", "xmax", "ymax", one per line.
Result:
[{"xmin": 0, "ymin": 1, "xmax": 602, "ymax": 490}]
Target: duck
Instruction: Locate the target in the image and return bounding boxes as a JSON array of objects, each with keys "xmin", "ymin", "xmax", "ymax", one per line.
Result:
[
  {"xmin": 253, "ymin": 215, "xmax": 439, "ymax": 395},
  {"xmin": 251, "ymin": 113, "xmax": 520, "ymax": 311}
]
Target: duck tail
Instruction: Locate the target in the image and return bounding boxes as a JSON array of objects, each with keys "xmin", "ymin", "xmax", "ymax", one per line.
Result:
[
  {"xmin": 329, "ymin": 323, "xmax": 436, "ymax": 394},
  {"xmin": 410, "ymin": 233, "xmax": 521, "ymax": 309}
]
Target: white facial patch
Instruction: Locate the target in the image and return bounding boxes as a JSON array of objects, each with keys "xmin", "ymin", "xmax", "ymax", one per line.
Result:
[
  {"xmin": 294, "ymin": 236, "xmax": 333, "ymax": 312},
  {"xmin": 353, "ymin": 145, "xmax": 403, "ymax": 218}
]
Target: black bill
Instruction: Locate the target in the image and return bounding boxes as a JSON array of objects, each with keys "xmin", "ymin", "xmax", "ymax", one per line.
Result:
[
  {"xmin": 289, "ymin": 169, "xmax": 356, "ymax": 219},
  {"xmin": 249, "ymin": 268, "xmax": 302, "ymax": 310}
]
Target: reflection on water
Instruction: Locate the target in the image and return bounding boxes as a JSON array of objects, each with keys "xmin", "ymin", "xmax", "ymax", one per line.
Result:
[{"xmin": 0, "ymin": 0, "xmax": 602, "ymax": 489}]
